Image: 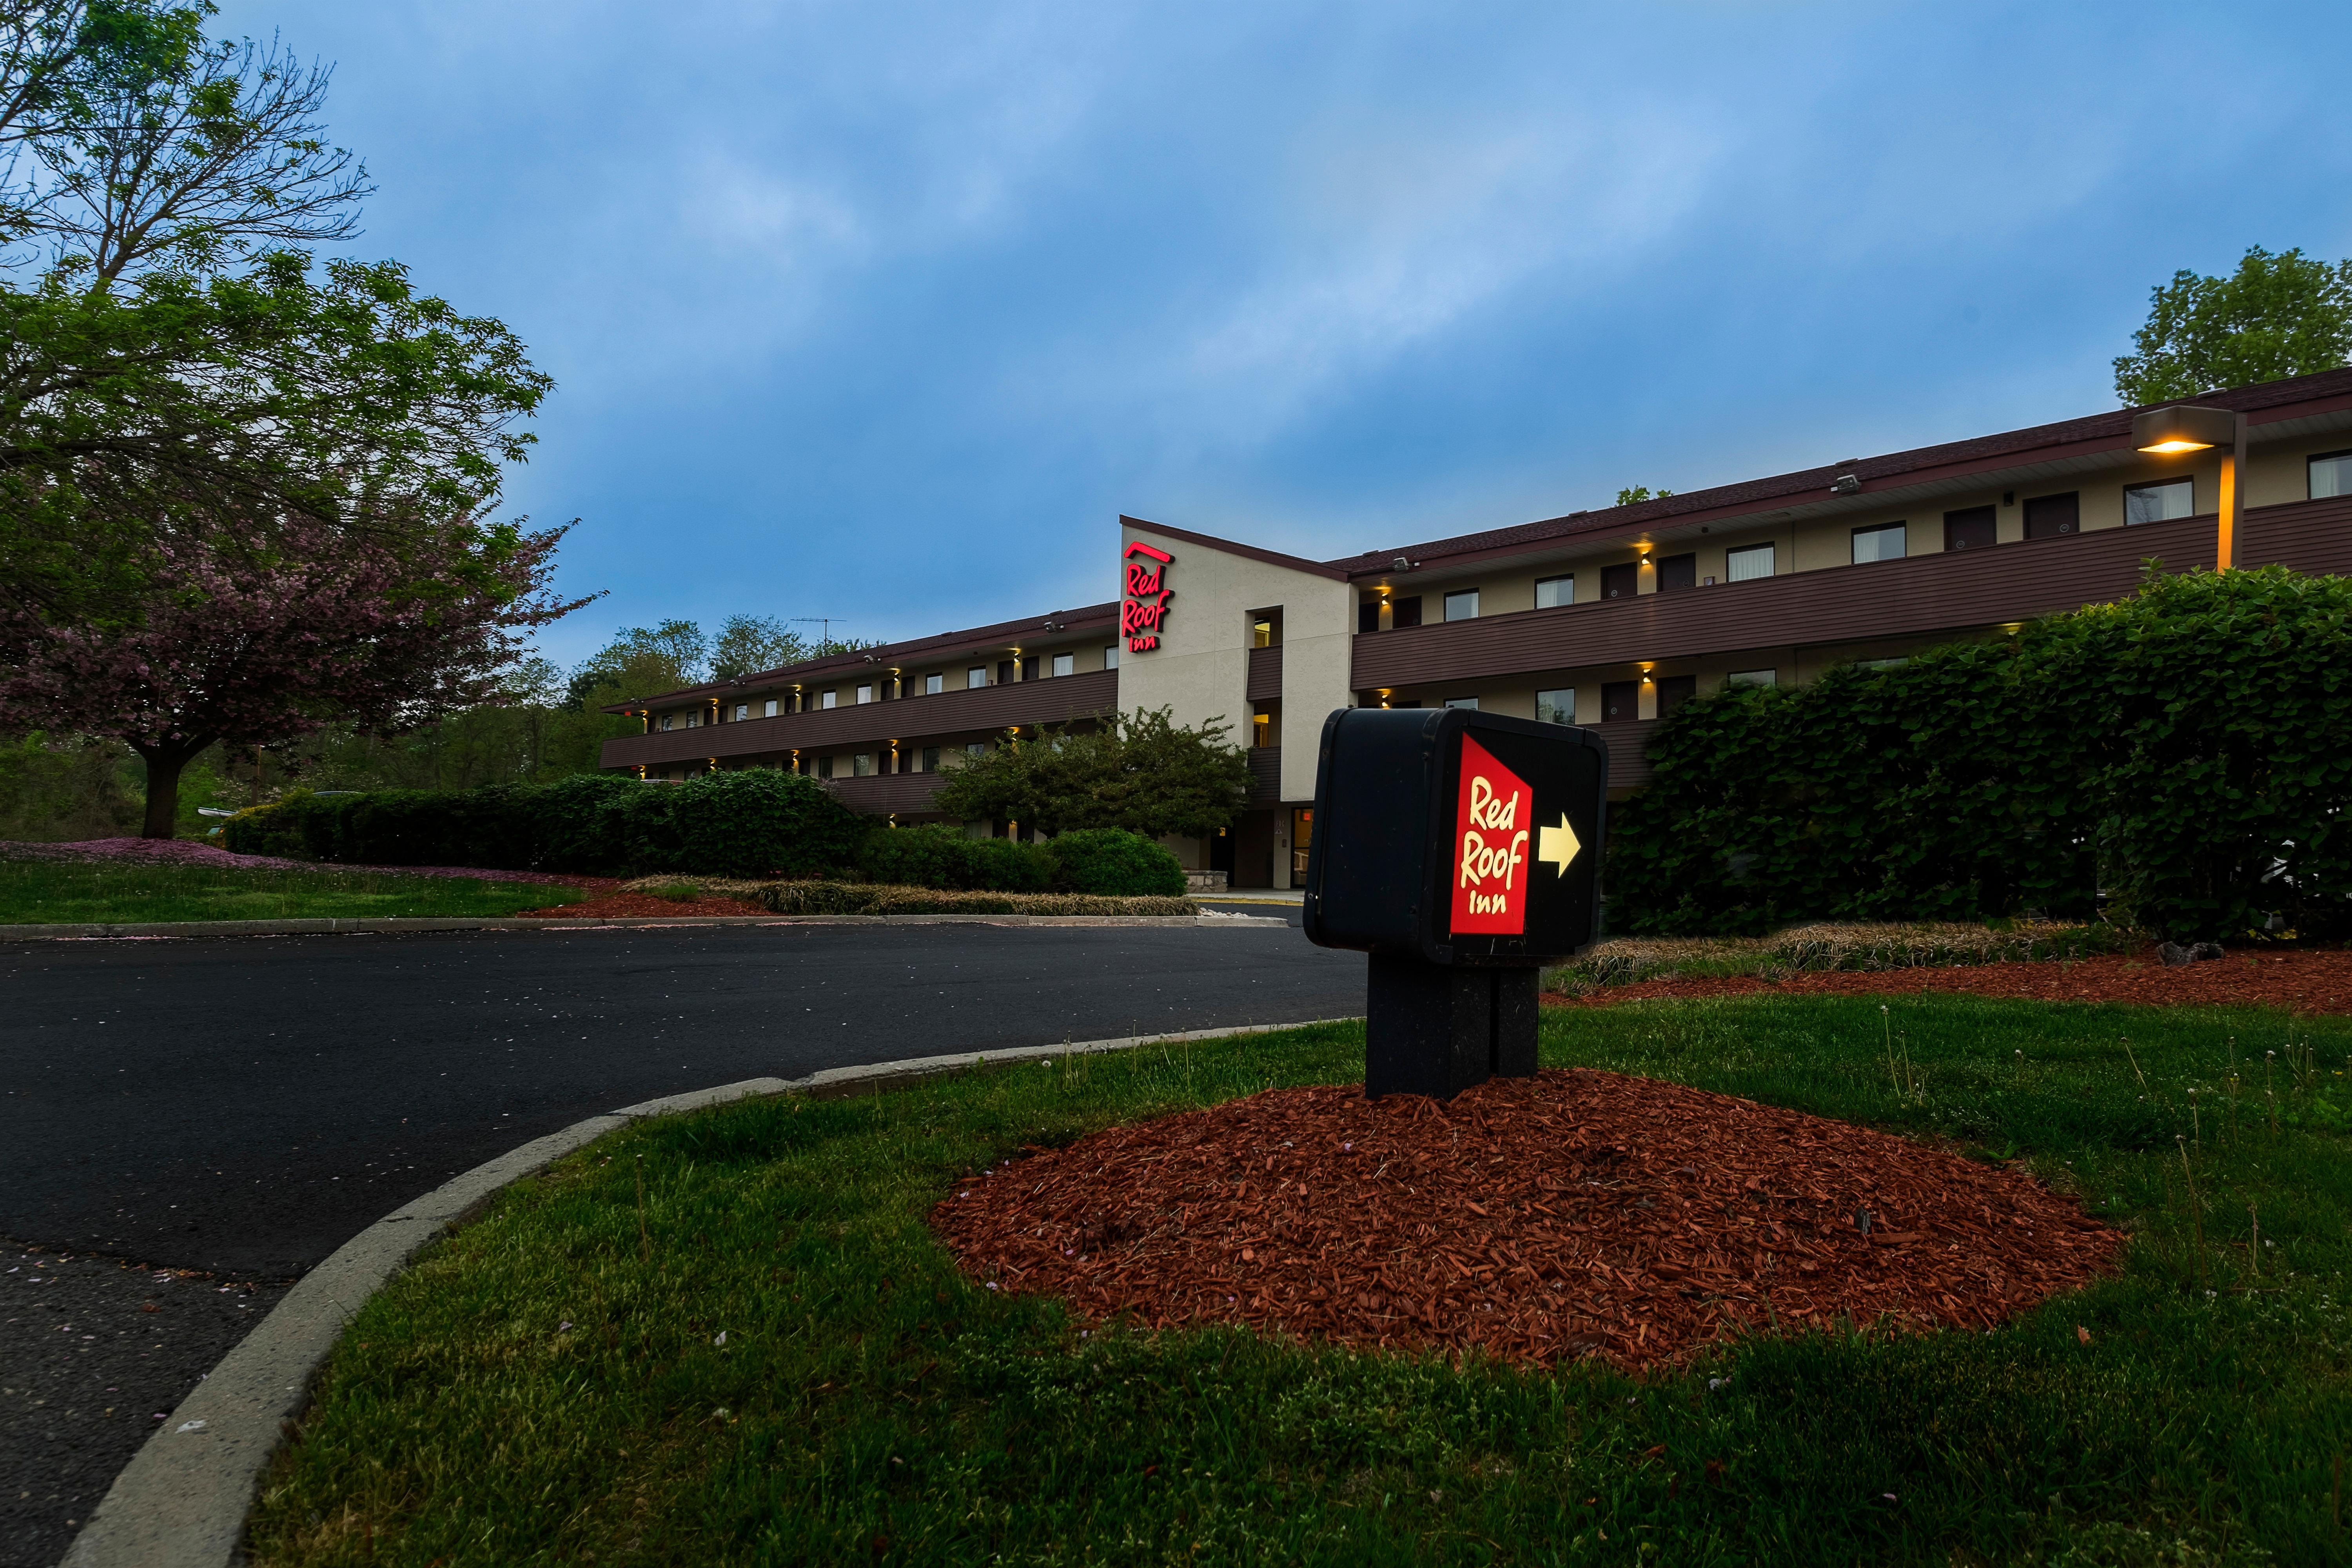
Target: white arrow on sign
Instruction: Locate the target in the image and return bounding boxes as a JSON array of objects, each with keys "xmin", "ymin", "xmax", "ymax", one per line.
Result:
[{"xmin": 1536, "ymin": 814, "xmax": 1580, "ymax": 876}]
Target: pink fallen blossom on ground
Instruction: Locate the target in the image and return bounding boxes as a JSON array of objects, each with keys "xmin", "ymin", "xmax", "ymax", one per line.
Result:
[{"xmin": 0, "ymin": 838, "xmax": 603, "ymax": 887}]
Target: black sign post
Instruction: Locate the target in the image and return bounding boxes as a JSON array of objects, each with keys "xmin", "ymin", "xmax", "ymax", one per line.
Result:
[{"xmin": 1301, "ymin": 707, "xmax": 1607, "ymax": 1099}]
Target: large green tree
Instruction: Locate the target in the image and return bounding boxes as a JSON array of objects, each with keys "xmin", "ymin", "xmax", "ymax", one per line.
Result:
[
  {"xmin": 932, "ymin": 707, "xmax": 1249, "ymax": 838},
  {"xmin": 2113, "ymin": 245, "xmax": 2352, "ymax": 405}
]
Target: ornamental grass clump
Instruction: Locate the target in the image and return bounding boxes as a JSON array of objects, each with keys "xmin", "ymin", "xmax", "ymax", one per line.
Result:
[{"xmin": 754, "ymin": 881, "xmax": 1196, "ymax": 917}]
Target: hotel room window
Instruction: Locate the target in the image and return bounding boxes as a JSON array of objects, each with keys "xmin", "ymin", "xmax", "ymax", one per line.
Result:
[
  {"xmin": 820, "ymin": 690, "xmax": 837, "ymax": 709},
  {"xmin": 1103, "ymin": 644, "xmax": 1119, "ymax": 669},
  {"xmin": 2309, "ymin": 449, "xmax": 2352, "ymax": 497},
  {"xmin": 1725, "ymin": 543, "xmax": 1775, "ymax": 582},
  {"xmin": 733, "ymin": 703, "xmax": 749, "ymax": 720},
  {"xmin": 967, "ymin": 740, "xmax": 988, "ymax": 757},
  {"xmin": 1726, "ymin": 669, "xmax": 1778, "ymax": 688},
  {"xmin": 967, "ymin": 666, "xmax": 987, "ymax": 688},
  {"xmin": 1535, "ymin": 688, "xmax": 1574, "ymax": 724},
  {"xmin": 1252, "ymin": 619, "xmax": 1274, "ymax": 647},
  {"xmin": 657, "ymin": 714, "xmax": 673, "ymax": 731},
  {"xmin": 816, "ymin": 755, "xmax": 834, "ymax": 779},
  {"xmin": 1534, "ymin": 574, "xmax": 1574, "ymax": 609},
  {"xmin": 684, "ymin": 710, "xmax": 700, "ymax": 728},
  {"xmin": 763, "ymin": 698, "xmax": 778, "ymax": 717},
  {"xmin": 1252, "ymin": 711, "xmax": 1273, "ymax": 747},
  {"xmin": 921, "ymin": 746, "xmax": 940, "ymax": 771},
  {"xmin": 1443, "ymin": 589, "xmax": 1480, "ymax": 621},
  {"xmin": 855, "ymin": 683, "xmax": 874, "ymax": 704},
  {"xmin": 1443, "ymin": 696, "xmax": 1479, "ymax": 710},
  {"xmin": 853, "ymin": 753, "xmax": 874, "ymax": 777},
  {"xmin": 922, "ymin": 672, "xmax": 942, "ymax": 695},
  {"xmin": 1051, "ymin": 652, "xmax": 1074, "ymax": 677},
  {"xmin": 2124, "ymin": 477, "xmax": 2194, "ymax": 524},
  {"xmin": 1851, "ymin": 522, "xmax": 1905, "ymax": 563}
]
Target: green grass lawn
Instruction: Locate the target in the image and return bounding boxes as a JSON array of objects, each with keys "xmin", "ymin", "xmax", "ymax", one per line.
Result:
[
  {"xmin": 249, "ymin": 996, "xmax": 2352, "ymax": 1566},
  {"xmin": 0, "ymin": 857, "xmax": 586, "ymax": 923}
]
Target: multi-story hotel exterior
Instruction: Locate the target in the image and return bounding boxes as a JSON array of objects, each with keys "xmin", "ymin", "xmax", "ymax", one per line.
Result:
[{"xmin": 603, "ymin": 368, "xmax": 2352, "ymax": 888}]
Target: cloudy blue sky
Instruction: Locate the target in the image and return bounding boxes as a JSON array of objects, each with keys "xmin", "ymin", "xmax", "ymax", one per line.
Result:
[{"xmin": 221, "ymin": 1, "xmax": 2352, "ymax": 667}]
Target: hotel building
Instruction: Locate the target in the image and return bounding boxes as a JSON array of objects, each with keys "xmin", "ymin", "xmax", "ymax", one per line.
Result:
[{"xmin": 603, "ymin": 368, "xmax": 2352, "ymax": 888}]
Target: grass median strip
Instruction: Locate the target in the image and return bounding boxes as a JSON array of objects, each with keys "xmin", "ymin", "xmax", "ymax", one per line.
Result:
[
  {"xmin": 250, "ymin": 997, "xmax": 2352, "ymax": 1565},
  {"xmin": 0, "ymin": 857, "xmax": 588, "ymax": 924}
]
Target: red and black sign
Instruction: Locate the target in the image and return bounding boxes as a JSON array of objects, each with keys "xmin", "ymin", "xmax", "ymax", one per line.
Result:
[{"xmin": 1303, "ymin": 706, "xmax": 1605, "ymax": 967}]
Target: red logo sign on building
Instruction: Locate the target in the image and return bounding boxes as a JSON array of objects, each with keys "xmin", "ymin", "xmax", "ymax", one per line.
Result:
[
  {"xmin": 1122, "ymin": 542, "xmax": 1172, "ymax": 652},
  {"xmin": 1451, "ymin": 735, "xmax": 1530, "ymax": 934}
]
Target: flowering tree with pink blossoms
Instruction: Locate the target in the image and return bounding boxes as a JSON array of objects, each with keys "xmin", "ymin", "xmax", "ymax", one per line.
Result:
[{"xmin": 0, "ymin": 512, "xmax": 590, "ymax": 837}]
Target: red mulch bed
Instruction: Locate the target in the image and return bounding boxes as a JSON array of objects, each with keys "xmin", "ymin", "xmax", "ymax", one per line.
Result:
[
  {"xmin": 515, "ymin": 892, "xmax": 763, "ymax": 920},
  {"xmin": 1548, "ymin": 948, "xmax": 2352, "ymax": 1015},
  {"xmin": 932, "ymin": 1070, "xmax": 2122, "ymax": 1372}
]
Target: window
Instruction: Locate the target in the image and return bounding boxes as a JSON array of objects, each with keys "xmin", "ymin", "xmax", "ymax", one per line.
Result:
[
  {"xmin": 1444, "ymin": 696, "xmax": 1479, "ymax": 710},
  {"xmin": 967, "ymin": 666, "xmax": 987, "ymax": 688},
  {"xmin": 1252, "ymin": 711, "xmax": 1273, "ymax": 747},
  {"xmin": 1725, "ymin": 543, "xmax": 1775, "ymax": 582},
  {"xmin": 1944, "ymin": 506, "xmax": 1996, "ymax": 551},
  {"xmin": 924, "ymin": 672, "xmax": 943, "ymax": 695},
  {"xmin": 1851, "ymin": 522, "xmax": 1906, "ymax": 563},
  {"xmin": 2023, "ymin": 492, "xmax": 2079, "ymax": 538},
  {"xmin": 1857, "ymin": 657, "xmax": 1909, "ymax": 671},
  {"xmin": 853, "ymin": 753, "xmax": 875, "ymax": 777},
  {"xmin": 1535, "ymin": 574, "xmax": 1574, "ymax": 609},
  {"xmin": 763, "ymin": 698, "xmax": 779, "ymax": 717},
  {"xmin": 855, "ymin": 683, "xmax": 873, "ymax": 704},
  {"xmin": 2309, "ymin": 449, "xmax": 2352, "ymax": 497},
  {"xmin": 1726, "ymin": 669, "xmax": 1777, "ymax": 688},
  {"xmin": 2125, "ymin": 477, "xmax": 2194, "ymax": 524},
  {"xmin": 1390, "ymin": 595, "xmax": 1422, "ymax": 629},
  {"xmin": 967, "ymin": 740, "xmax": 987, "ymax": 757},
  {"xmin": 1600, "ymin": 680, "xmax": 1639, "ymax": 722},
  {"xmin": 816, "ymin": 755, "xmax": 834, "ymax": 779},
  {"xmin": 1104, "ymin": 644, "xmax": 1121, "ymax": 670},
  {"xmin": 684, "ymin": 710, "xmax": 700, "ymax": 728},
  {"xmin": 733, "ymin": 703, "xmax": 749, "ymax": 720},
  {"xmin": 1600, "ymin": 562, "xmax": 1639, "ymax": 599},
  {"xmin": 1051, "ymin": 652, "xmax": 1074, "ymax": 678},
  {"xmin": 1655, "ymin": 553, "xmax": 1697, "ymax": 592},
  {"xmin": 920, "ymin": 746, "xmax": 939, "ymax": 771},
  {"xmin": 1443, "ymin": 589, "xmax": 1480, "ymax": 622},
  {"xmin": 657, "ymin": 713, "xmax": 673, "ymax": 731},
  {"xmin": 1656, "ymin": 673, "xmax": 1697, "ymax": 718},
  {"xmin": 1291, "ymin": 806, "xmax": 1314, "ymax": 881},
  {"xmin": 1536, "ymin": 688, "xmax": 1575, "ymax": 724},
  {"xmin": 1252, "ymin": 619, "xmax": 1274, "ymax": 648},
  {"xmin": 820, "ymin": 689, "xmax": 837, "ymax": 709}
]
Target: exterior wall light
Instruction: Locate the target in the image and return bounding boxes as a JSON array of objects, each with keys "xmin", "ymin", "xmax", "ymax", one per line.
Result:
[{"xmin": 2131, "ymin": 403, "xmax": 2245, "ymax": 569}]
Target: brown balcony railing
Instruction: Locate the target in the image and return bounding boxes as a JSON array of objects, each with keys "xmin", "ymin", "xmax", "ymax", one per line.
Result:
[
  {"xmin": 601, "ymin": 667, "xmax": 1120, "ymax": 773},
  {"xmin": 819, "ymin": 772, "xmax": 950, "ymax": 816},
  {"xmin": 1245, "ymin": 644, "xmax": 1283, "ymax": 702},
  {"xmin": 1350, "ymin": 496, "xmax": 2352, "ymax": 693},
  {"xmin": 1246, "ymin": 748, "xmax": 1281, "ymax": 805}
]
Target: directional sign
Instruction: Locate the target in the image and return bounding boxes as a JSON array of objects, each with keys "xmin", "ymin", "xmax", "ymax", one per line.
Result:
[{"xmin": 1302, "ymin": 706, "xmax": 1607, "ymax": 967}]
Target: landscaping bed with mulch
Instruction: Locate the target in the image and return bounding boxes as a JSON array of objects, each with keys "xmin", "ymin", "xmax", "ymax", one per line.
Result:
[
  {"xmin": 1550, "ymin": 946, "xmax": 2352, "ymax": 1015},
  {"xmin": 933, "ymin": 1068, "xmax": 2123, "ymax": 1372},
  {"xmin": 512, "ymin": 889, "xmax": 764, "ymax": 919}
]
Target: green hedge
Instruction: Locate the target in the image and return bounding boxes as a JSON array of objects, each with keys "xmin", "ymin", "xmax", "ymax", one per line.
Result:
[
  {"xmin": 222, "ymin": 771, "xmax": 868, "ymax": 879},
  {"xmin": 1607, "ymin": 566, "xmax": 2352, "ymax": 942},
  {"xmin": 1044, "ymin": 827, "xmax": 1188, "ymax": 896},
  {"xmin": 855, "ymin": 824, "xmax": 1053, "ymax": 891},
  {"xmin": 756, "ymin": 882, "xmax": 1196, "ymax": 916}
]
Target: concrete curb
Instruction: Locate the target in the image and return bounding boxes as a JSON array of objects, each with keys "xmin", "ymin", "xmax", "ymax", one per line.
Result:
[
  {"xmin": 0, "ymin": 912, "xmax": 1284, "ymax": 942},
  {"xmin": 57, "ymin": 1016, "xmax": 1359, "ymax": 1568}
]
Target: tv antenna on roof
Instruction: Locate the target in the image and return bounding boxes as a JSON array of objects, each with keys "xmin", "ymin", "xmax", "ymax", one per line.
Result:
[{"xmin": 792, "ymin": 617, "xmax": 847, "ymax": 643}]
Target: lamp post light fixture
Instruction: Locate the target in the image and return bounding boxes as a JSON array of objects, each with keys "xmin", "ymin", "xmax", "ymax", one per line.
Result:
[{"xmin": 2131, "ymin": 403, "xmax": 2246, "ymax": 570}]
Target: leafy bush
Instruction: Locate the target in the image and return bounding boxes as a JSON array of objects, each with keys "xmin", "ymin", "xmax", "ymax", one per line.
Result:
[
  {"xmin": 223, "ymin": 769, "xmax": 866, "ymax": 878},
  {"xmin": 1042, "ymin": 827, "xmax": 1187, "ymax": 896},
  {"xmin": 0, "ymin": 733, "xmax": 141, "ymax": 840},
  {"xmin": 1607, "ymin": 567, "xmax": 2352, "ymax": 942},
  {"xmin": 756, "ymin": 881, "xmax": 1195, "ymax": 916},
  {"xmin": 856, "ymin": 825, "xmax": 1054, "ymax": 891}
]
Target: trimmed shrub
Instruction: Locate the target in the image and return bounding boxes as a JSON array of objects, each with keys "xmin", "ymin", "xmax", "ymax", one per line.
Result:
[
  {"xmin": 223, "ymin": 770, "xmax": 866, "ymax": 878},
  {"xmin": 756, "ymin": 880, "xmax": 1196, "ymax": 916},
  {"xmin": 1043, "ymin": 827, "xmax": 1187, "ymax": 896},
  {"xmin": 1606, "ymin": 566, "xmax": 2352, "ymax": 942},
  {"xmin": 855, "ymin": 824, "xmax": 1053, "ymax": 891}
]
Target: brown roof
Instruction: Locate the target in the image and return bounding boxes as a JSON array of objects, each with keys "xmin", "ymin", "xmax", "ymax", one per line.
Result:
[
  {"xmin": 606, "ymin": 601, "xmax": 1118, "ymax": 713},
  {"xmin": 1320, "ymin": 367, "xmax": 2352, "ymax": 577}
]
